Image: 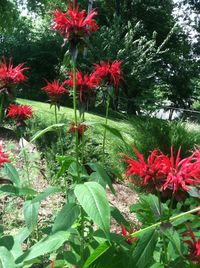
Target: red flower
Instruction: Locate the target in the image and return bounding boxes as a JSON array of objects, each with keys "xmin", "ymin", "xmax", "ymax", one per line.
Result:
[
  {"xmin": 69, "ymin": 121, "xmax": 87, "ymax": 138},
  {"xmin": 122, "ymin": 147, "xmax": 200, "ymax": 201},
  {"xmin": 120, "ymin": 225, "xmax": 137, "ymax": 245},
  {"xmin": 0, "ymin": 57, "xmax": 29, "ymax": 88},
  {"xmin": 0, "ymin": 145, "xmax": 9, "ymax": 168},
  {"xmin": 66, "ymin": 70, "xmax": 99, "ymax": 102},
  {"xmin": 164, "ymin": 148, "xmax": 200, "ymax": 194},
  {"xmin": 51, "ymin": 0, "xmax": 98, "ymax": 44},
  {"xmin": 42, "ymin": 80, "xmax": 68, "ymax": 103},
  {"xmin": 183, "ymin": 225, "xmax": 200, "ymax": 264},
  {"xmin": 93, "ymin": 60, "xmax": 123, "ymax": 88},
  {"xmin": 7, "ymin": 104, "xmax": 33, "ymax": 126}
]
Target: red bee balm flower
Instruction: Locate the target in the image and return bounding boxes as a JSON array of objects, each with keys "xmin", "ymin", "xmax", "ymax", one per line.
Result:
[
  {"xmin": 0, "ymin": 145, "xmax": 9, "ymax": 168},
  {"xmin": 66, "ymin": 70, "xmax": 99, "ymax": 102},
  {"xmin": 42, "ymin": 80, "xmax": 68, "ymax": 103},
  {"xmin": 0, "ymin": 57, "xmax": 29, "ymax": 89},
  {"xmin": 94, "ymin": 60, "xmax": 123, "ymax": 88},
  {"xmin": 7, "ymin": 104, "xmax": 33, "ymax": 126},
  {"xmin": 51, "ymin": 0, "xmax": 98, "ymax": 44},
  {"xmin": 69, "ymin": 121, "xmax": 87, "ymax": 138},
  {"xmin": 183, "ymin": 225, "xmax": 200, "ymax": 264},
  {"xmin": 122, "ymin": 147, "xmax": 200, "ymax": 201}
]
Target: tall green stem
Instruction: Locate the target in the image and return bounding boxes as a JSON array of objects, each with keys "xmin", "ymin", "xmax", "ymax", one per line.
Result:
[
  {"xmin": 55, "ymin": 104, "xmax": 64, "ymax": 156},
  {"xmin": 0, "ymin": 93, "xmax": 5, "ymax": 124},
  {"xmin": 81, "ymin": 112, "xmax": 85, "ymax": 167},
  {"xmin": 54, "ymin": 104, "xmax": 58, "ymax": 124},
  {"xmin": 102, "ymin": 96, "xmax": 110, "ymax": 165},
  {"xmin": 128, "ymin": 206, "xmax": 200, "ymax": 238},
  {"xmin": 72, "ymin": 62, "xmax": 80, "ymax": 182},
  {"xmin": 20, "ymin": 130, "xmax": 31, "ymax": 186}
]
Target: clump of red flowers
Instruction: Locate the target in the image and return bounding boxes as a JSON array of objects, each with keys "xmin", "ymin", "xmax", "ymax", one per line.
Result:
[
  {"xmin": 51, "ymin": 0, "xmax": 98, "ymax": 46},
  {"xmin": 119, "ymin": 225, "xmax": 137, "ymax": 245},
  {"xmin": 183, "ymin": 225, "xmax": 200, "ymax": 264},
  {"xmin": 7, "ymin": 104, "xmax": 33, "ymax": 127},
  {"xmin": 66, "ymin": 70, "xmax": 99, "ymax": 103},
  {"xmin": 0, "ymin": 144, "xmax": 10, "ymax": 168},
  {"xmin": 122, "ymin": 146, "xmax": 200, "ymax": 201},
  {"xmin": 93, "ymin": 60, "xmax": 123, "ymax": 88},
  {"xmin": 0, "ymin": 57, "xmax": 29, "ymax": 91},
  {"xmin": 42, "ymin": 80, "xmax": 68, "ymax": 104},
  {"xmin": 69, "ymin": 121, "xmax": 87, "ymax": 138}
]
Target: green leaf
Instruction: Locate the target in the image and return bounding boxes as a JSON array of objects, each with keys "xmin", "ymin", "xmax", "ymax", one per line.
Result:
[
  {"xmin": 31, "ymin": 187, "xmax": 61, "ymax": 203},
  {"xmin": 0, "ymin": 247, "xmax": 16, "ymax": 268},
  {"xmin": 52, "ymin": 203, "xmax": 80, "ymax": 233},
  {"xmin": 100, "ymin": 124, "xmax": 125, "ymax": 142},
  {"xmin": 56, "ymin": 156, "xmax": 75, "ymax": 178},
  {"xmin": 15, "ymin": 231, "xmax": 70, "ymax": 265},
  {"xmin": 110, "ymin": 206, "xmax": 130, "ymax": 227},
  {"xmin": 162, "ymin": 228, "xmax": 182, "ymax": 256},
  {"xmin": 0, "ymin": 236, "xmax": 14, "ymax": 250},
  {"xmin": 88, "ymin": 163, "xmax": 115, "ymax": 195},
  {"xmin": 0, "ymin": 185, "xmax": 19, "ymax": 196},
  {"xmin": 30, "ymin": 123, "xmax": 65, "ymax": 142},
  {"xmin": 2, "ymin": 163, "xmax": 20, "ymax": 187},
  {"xmin": 23, "ymin": 201, "xmax": 39, "ymax": 231},
  {"xmin": 130, "ymin": 230, "xmax": 158, "ymax": 268},
  {"xmin": 74, "ymin": 182, "xmax": 110, "ymax": 239},
  {"xmin": 83, "ymin": 242, "xmax": 111, "ymax": 268}
]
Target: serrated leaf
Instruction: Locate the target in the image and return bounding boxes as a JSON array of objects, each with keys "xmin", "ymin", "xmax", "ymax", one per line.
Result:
[
  {"xmin": 52, "ymin": 203, "xmax": 80, "ymax": 233},
  {"xmin": 23, "ymin": 201, "xmax": 39, "ymax": 231},
  {"xmin": 130, "ymin": 230, "xmax": 158, "ymax": 268},
  {"xmin": 74, "ymin": 182, "xmax": 110, "ymax": 239},
  {"xmin": 31, "ymin": 187, "xmax": 61, "ymax": 203},
  {"xmin": 30, "ymin": 123, "xmax": 65, "ymax": 142},
  {"xmin": 88, "ymin": 163, "xmax": 115, "ymax": 194},
  {"xmin": 0, "ymin": 247, "xmax": 16, "ymax": 268},
  {"xmin": 15, "ymin": 231, "xmax": 70, "ymax": 265},
  {"xmin": 83, "ymin": 242, "xmax": 111, "ymax": 268},
  {"xmin": 2, "ymin": 163, "xmax": 20, "ymax": 187},
  {"xmin": 100, "ymin": 124, "xmax": 125, "ymax": 142}
]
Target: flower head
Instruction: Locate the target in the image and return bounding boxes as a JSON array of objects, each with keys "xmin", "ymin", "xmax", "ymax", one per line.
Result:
[
  {"xmin": 0, "ymin": 57, "xmax": 29, "ymax": 89},
  {"xmin": 0, "ymin": 144, "xmax": 9, "ymax": 168},
  {"xmin": 93, "ymin": 60, "xmax": 123, "ymax": 88},
  {"xmin": 51, "ymin": 0, "xmax": 98, "ymax": 45},
  {"xmin": 122, "ymin": 146, "xmax": 200, "ymax": 201},
  {"xmin": 7, "ymin": 104, "xmax": 33, "ymax": 127},
  {"xmin": 183, "ymin": 225, "xmax": 200, "ymax": 264},
  {"xmin": 66, "ymin": 70, "xmax": 99, "ymax": 102},
  {"xmin": 42, "ymin": 80, "xmax": 68, "ymax": 103},
  {"xmin": 69, "ymin": 121, "xmax": 87, "ymax": 138}
]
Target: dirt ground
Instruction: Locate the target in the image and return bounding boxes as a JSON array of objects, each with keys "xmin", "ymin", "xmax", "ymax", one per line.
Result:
[{"xmin": 0, "ymin": 126, "xmax": 138, "ymax": 234}]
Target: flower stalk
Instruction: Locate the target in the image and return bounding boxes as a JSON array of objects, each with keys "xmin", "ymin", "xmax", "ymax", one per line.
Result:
[
  {"xmin": 102, "ymin": 95, "xmax": 110, "ymax": 164},
  {"xmin": 128, "ymin": 206, "xmax": 200, "ymax": 238},
  {"xmin": 72, "ymin": 61, "xmax": 81, "ymax": 182}
]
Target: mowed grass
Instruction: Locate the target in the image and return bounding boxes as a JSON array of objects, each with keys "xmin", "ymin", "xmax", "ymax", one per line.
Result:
[{"xmin": 18, "ymin": 98, "xmax": 135, "ymax": 143}]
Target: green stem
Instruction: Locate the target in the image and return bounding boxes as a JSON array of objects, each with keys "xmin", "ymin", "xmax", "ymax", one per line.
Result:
[
  {"xmin": 102, "ymin": 96, "xmax": 110, "ymax": 165},
  {"xmin": 20, "ymin": 130, "xmax": 30, "ymax": 186},
  {"xmin": 81, "ymin": 112, "xmax": 85, "ymax": 167},
  {"xmin": 0, "ymin": 93, "xmax": 5, "ymax": 124},
  {"xmin": 55, "ymin": 104, "xmax": 64, "ymax": 156},
  {"xmin": 72, "ymin": 62, "xmax": 80, "ymax": 182},
  {"xmin": 54, "ymin": 104, "xmax": 58, "ymax": 124},
  {"xmin": 80, "ymin": 207, "xmax": 85, "ymax": 266},
  {"xmin": 129, "ymin": 206, "xmax": 200, "ymax": 238}
]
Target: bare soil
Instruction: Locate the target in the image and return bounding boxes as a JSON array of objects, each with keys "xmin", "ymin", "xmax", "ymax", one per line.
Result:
[{"xmin": 0, "ymin": 127, "xmax": 138, "ymax": 234}]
